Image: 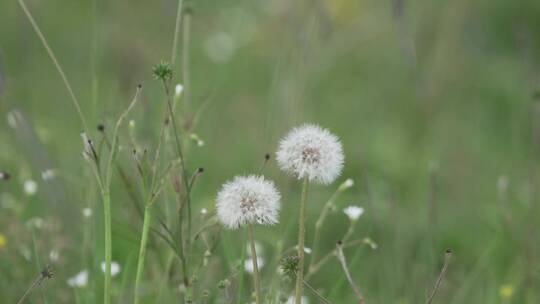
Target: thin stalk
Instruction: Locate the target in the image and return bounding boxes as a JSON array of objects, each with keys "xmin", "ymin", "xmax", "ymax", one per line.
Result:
[
  {"xmin": 16, "ymin": 0, "xmax": 88, "ymax": 132},
  {"xmin": 295, "ymin": 177, "xmax": 309, "ymax": 304},
  {"xmin": 247, "ymin": 224, "xmax": 261, "ymax": 304},
  {"xmin": 102, "ymin": 190, "xmax": 112, "ymax": 304},
  {"xmin": 426, "ymin": 249, "xmax": 452, "ymax": 304},
  {"xmin": 134, "ymin": 206, "xmax": 152, "ymax": 304},
  {"xmin": 170, "ymin": 0, "xmax": 184, "ymax": 66},
  {"xmin": 310, "ymin": 188, "xmax": 342, "ymax": 271},
  {"xmin": 182, "ymin": 10, "xmax": 192, "ymax": 114},
  {"xmin": 336, "ymin": 242, "xmax": 364, "ymax": 304}
]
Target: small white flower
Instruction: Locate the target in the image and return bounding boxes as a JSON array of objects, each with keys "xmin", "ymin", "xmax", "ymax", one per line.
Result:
[
  {"xmin": 343, "ymin": 206, "xmax": 364, "ymax": 221},
  {"xmin": 129, "ymin": 120, "xmax": 136, "ymax": 129},
  {"xmin": 175, "ymin": 84, "xmax": 184, "ymax": 97},
  {"xmin": 49, "ymin": 250, "xmax": 59, "ymax": 262},
  {"xmin": 101, "ymin": 261, "xmax": 121, "ymax": 277},
  {"xmin": 24, "ymin": 179, "xmax": 38, "ymax": 196},
  {"xmin": 287, "ymin": 295, "xmax": 309, "ymax": 304},
  {"xmin": 304, "ymin": 247, "xmax": 312, "ymax": 254},
  {"xmin": 200, "ymin": 208, "xmax": 208, "ymax": 215},
  {"xmin": 216, "ymin": 175, "xmax": 281, "ymax": 229},
  {"xmin": 82, "ymin": 208, "xmax": 93, "ymax": 218},
  {"xmin": 41, "ymin": 169, "xmax": 57, "ymax": 181},
  {"xmin": 67, "ymin": 270, "xmax": 88, "ymax": 288},
  {"xmin": 276, "ymin": 124, "xmax": 344, "ymax": 185},
  {"xmin": 244, "ymin": 257, "xmax": 265, "ymax": 273}
]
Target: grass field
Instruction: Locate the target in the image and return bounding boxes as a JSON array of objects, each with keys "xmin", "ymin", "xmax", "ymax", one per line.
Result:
[{"xmin": 1, "ymin": 0, "xmax": 540, "ymax": 303}]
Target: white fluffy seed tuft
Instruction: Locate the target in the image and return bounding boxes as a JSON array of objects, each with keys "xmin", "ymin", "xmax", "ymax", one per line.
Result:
[
  {"xmin": 216, "ymin": 175, "xmax": 281, "ymax": 229},
  {"xmin": 276, "ymin": 124, "xmax": 344, "ymax": 185}
]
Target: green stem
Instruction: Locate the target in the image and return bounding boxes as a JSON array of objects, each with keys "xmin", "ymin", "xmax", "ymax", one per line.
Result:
[
  {"xmin": 134, "ymin": 206, "xmax": 152, "ymax": 304},
  {"xmin": 295, "ymin": 177, "xmax": 309, "ymax": 304},
  {"xmin": 102, "ymin": 190, "xmax": 112, "ymax": 304},
  {"xmin": 247, "ymin": 224, "xmax": 261, "ymax": 304}
]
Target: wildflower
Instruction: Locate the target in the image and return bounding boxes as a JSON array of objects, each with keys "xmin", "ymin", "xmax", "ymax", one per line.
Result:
[
  {"xmin": 175, "ymin": 84, "xmax": 184, "ymax": 97},
  {"xmin": 244, "ymin": 257, "xmax": 265, "ymax": 273},
  {"xmin": 49, "ymin": 250, "xmax": 59, "ymax": 262},
  {"xmin": 41, "ymin": 169, "xmax": 57, "ymax": 180},
  {"xmin": 190, "ymin": 133, "xmax": 205, "ymax": 147},
  {"xmin": 287, "ymin": 295, "xmax": 309, "ymax": 304},
  {"xmin": 343, "ymin": 206, "xmax": 364, "ymax": 221},
  {"xmin": 499, "ymin": 284, "xmax": 514, "ymax": 299},
  {"xmin": 152, "ymin": 61, "xmax": 173, "ymax": 81},
  {"xmin": 0, "ymin": 233, "xmax": 6, "ymax": 248},
  {"xmin": 101, "ymin": 261, "xmax": 121, "ymax": 277},
  {"xmin": 216, "ymin": 175, "xmax": 281, "ymax": 229},
  {"xmin": 82, "ymin": 208, "xmax": 93, "ymax": 218},
  {"xmin": 24, "ymin": 179, "xmax": 38, "ymax": 196},
  {"xmin": 276, "ymin": 124, "xmax": 344, "ymax": 185},
  {"xmin": 200, "ymin": 208, "xmax": 208, "ymax": 215},
  {"xmin": 67, "ymin": 270, "xmax": 88, "ymax": 288}
]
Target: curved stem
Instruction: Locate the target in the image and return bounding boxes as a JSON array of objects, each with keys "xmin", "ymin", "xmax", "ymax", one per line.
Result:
[
  {"xmin": 134, "ymin": 206, "xmax": 152, "ymax": 304},
  {"xmin": 295, "ymin": 177, "xmax": 309, "ymax": 304},
  {"xmin": 102, "ymin": 191, "xmax": 112, "ymax": 304},
  {"xmin": 247, "ymin": 224, "xmax": 261, "ymax": 304}
]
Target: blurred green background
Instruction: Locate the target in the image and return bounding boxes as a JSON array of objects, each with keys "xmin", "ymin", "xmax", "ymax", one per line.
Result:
[{"xmin": 1, "ymin": 0, "xmax": 540, "ymax": 302}]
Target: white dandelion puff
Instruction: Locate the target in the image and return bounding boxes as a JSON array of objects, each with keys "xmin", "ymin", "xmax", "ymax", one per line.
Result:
[
  {"xmin": 276, "ymin": 124, "xmax": 344, "ymax": 185},
  {"xmin": 67, "ymin": 270, "xmax": 88, "ymax": 288},
  {"xmin": 24, "ymin": 179, "xmax": 38, "ymax": 196},
  {"xmin": 216, "ymin": 175, "xmax": 281, "ymax": 229},
  {"xmin": 343, "ymin": 206, "xmax": 364, "ymax": 221},
  {"xmin": 244, "ymin": 257, "xmax": 265, "ymax": 273},
  {"xmin": 101, "ymin": 261, "xmax": 121, "ymax": 277}
]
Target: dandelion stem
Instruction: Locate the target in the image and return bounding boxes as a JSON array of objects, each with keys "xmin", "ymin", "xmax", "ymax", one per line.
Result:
[
  {"xmin": 102, "ymin": 190, "xmax": 112, "ymax": 304},
  {"xmin": 247, "ymin": 224, "xmax": 262, "ymax": 304},
  {"xmin": 295, "ymin": 177, "xmax": 309, "ymax": 304},
  {"xmin": 134, "ymin": 206, "xmax": 152, "ymax": 304},
  {"xmin": 426, "ymin": 249, "xmax": 452, "ymax": 304}
]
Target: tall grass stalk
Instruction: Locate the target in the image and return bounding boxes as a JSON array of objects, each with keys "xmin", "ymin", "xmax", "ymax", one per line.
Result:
[
  {"xmin": 134, "ymin": 206, "xmax": 152, "ymax": 304},
  {"xmin": 295, "ymin": 177, "xmax": 309, "ymax": 304}
]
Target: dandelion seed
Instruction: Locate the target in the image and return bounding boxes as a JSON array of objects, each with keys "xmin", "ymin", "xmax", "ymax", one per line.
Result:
[
  {"xmin": 67, "ymin": 270, "xmax": 88, "ymax": 288},
  {"xmin": 100, "ymin": 261, "xmax": 121, "ymax": 277},
  {"xmin": 24, "ymin": 179, "xmax": 38, "ymax": 196},
  {"xmin": 499, "ymin": 284, "xmax": 514, "ymax": 299},
  {"xmin": 216, "ymin": 175, "xmax": 281, "ymax": 229},
  {"xmin": 175, "ymin": 84, "xmax": 184, "ymax": 97},
  {"xmin": 276, "ymin": 124, "xmax": 344, "ymax": 185},
  {"xmin": 0, "ymin": 233, "xmax": 7, "ymax": 248},
  {"xmin": 244, "ymin": 257, "xmax": 265, "ymax": 273},
  {"xmin": 343, "ymin": 206, "xmax": 364, "ymax": 221},
  {"xmin": 41, "ymin": 169, "xmax": 57, "ymax": 180}
]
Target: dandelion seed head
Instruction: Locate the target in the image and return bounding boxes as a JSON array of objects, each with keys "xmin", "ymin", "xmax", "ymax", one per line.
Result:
[
  {"xmin": 216, "ymin": 175, "xmax": 281, "ymax": 229},
  {"xmin": 276, "ymin": 124, "xmax": 344, "ymax": 185},
  {"xmin": 343, "ymin": 205, "xmax": 364, "ymax": 221}
]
